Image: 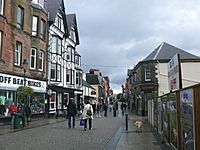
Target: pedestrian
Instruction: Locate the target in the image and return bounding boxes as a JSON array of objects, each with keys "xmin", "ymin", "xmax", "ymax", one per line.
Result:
[
  {"xmin": 113, "ymin": 100, "xmax": 117, "ymax": 117},
  {"xmin": 82, "ymin": 100, "xmax": 93, "ymax": 131},
  {"xmin": 121, "ymin": 102, "xmax": 124, "ymax": 116},
  {"xmin": 24, "ymin": 104, "xmax": 31, "ymax": 125},
  {"xmin": 8, "ymin": 102, "xmax": 17, "ymax": 125},
  {"xmin": 67, "ymin": 98, "xmax": 77, "ymax": 128},
  {"xmin": 18, "ymin": 103, "xmax": 26, "ymax": 127},
  {"xmin": 103, "ymin": 101, "xmax": 108, "ymax": 117},
  {"xmin": 96, "ymin": 101, "xmax": 101, "ymax": 117}
]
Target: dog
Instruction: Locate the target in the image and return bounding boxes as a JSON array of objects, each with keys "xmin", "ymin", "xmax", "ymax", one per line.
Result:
[{"xmin": 134, "ymin": 120, "xmax": 142, "ymax": 132}]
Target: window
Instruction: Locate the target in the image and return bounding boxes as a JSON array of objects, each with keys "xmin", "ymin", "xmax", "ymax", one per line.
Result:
[
  {"xmin": 75, "ymin": 55, "xmax": 80, "ymax": 66},
  {"xmin": 0, "ymin": 0, "xmax": 4, "ymax": 15},
  {"xmin": 14, "ymin": 42, "xmax": 22, "ymax": 66},
  {"xmin": 32, "ymin": 0, "xmax": 44, "ymax": 8},
  {"xmin": 40, "ymin": 19, "xmax": 46, "ymax": 39},
  {"xmin": 17, "ymin": 6, "xmax": 24, "ymax": 30},
  {"xmin": 71, "ymin": 48, "xmax": 75, "ymax": 62},
  {"xmin": 32, "ymin": 16, "xmax": 38, "ymax": 36},
  {"xmin": 30, "ymin": 48, "xmax": 36, "ymax": 69},
  {"xmin": 145, "ymin": 67, "xmax": 151, "ymax": 81},
  {"xmin": 55, "ymin": 15, "xmax": 63, "ymax": 30},
  {"xmin": 66, "ymin": 69, "xmax": 71, "ymax": 83},
  {"xmin": 71, "ymin": 70, "xmax": 74, "ymax": 84},
  {"xmin": 38, "ymin": 50, "xmax": 44, "ymax": 71},
  {"xmin": 67, "ymin": 47, "xmax": 71, "ymax": 61},
  {"xmin": 50, "ymin": 63, "xmax": 61, "ymax": 81},
  {"xmin": 0, "ymin": 31, "xmax": 2, "ymax": 58},
  {"xmin": 51, "ymin": 36, "xmax": 62, "ymax": 55},
  {"xmin": 50, "ymin": 63, "xmax": 56, "ymax": 80},
  {"xmin": 76, "ymin": 72, "xmax": 79, "ymax": 85},
  {"xmin": 70, "ymin": 28, "xmax": 76, "ymax": 42},
  {"xmin": 57, "ymin": 64, "xmax": 61, "ymax": 81},
  {"xmin": 57, "ymin": 38, "xmax": 61, "ymax": 55}
]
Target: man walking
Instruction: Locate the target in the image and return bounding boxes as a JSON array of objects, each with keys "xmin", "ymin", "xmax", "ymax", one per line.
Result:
[{"xmin": 67, "ymin": 98, "xmax": 77, "ymax": 128}]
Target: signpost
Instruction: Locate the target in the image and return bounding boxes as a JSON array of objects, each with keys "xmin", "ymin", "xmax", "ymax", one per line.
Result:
[{"xmin": 167, "ymin": 53, "xmax": 182, "ymax": 91}]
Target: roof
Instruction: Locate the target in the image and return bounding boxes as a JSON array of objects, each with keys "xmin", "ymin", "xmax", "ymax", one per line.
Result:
[
  {"xmin": 82, "ymin": 80, "xmax": 95, "ymax": 89},
  {"xmin": 46, "ymin": 0, "xmax": 65, "ymax": 23},
  {"xmin": 142, "ymin": 42, "xmax": 200, "ymax": 62},
  {"xmin": 66, "ymin": 14, "xmax": 80, "ymax": 45},
  {"xmin": 86, "ymin": 74, "xmax": 100, "ymax": 85}
]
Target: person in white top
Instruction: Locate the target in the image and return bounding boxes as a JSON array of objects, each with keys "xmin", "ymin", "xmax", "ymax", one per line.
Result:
[{"xmin": 82, "ymin": 100, "xmax": 93, "ymax": 131}]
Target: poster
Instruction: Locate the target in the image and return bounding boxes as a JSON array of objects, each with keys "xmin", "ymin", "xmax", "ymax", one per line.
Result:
[
  {"xmin": 168, "ymin": 93, "xmax": 177, "ymax": 148},
  {"xmin": 180, "ymin": 88, "xmax": 194, "ymax": 150}
]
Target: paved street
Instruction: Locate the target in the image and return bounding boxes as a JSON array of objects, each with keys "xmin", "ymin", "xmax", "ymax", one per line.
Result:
[{"xmin": 0, "ymin": 110, "xmax": 172, "ymax": 150}]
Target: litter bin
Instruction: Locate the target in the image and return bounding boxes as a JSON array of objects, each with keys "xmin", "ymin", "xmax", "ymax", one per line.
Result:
[{"xmin": 13, "ymin": 113, "xmax": 22, "ymax": 129}]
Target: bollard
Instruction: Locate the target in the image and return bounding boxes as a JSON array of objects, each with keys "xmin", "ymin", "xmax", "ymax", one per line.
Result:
[{"xmin": 125, "ymin": 113, "xmax": 128, "ymax": 130}]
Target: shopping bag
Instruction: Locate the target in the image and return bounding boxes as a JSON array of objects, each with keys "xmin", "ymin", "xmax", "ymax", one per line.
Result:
[{"xmin": 80, "ymin": 118, "xmax": 85, "ymax": 126}]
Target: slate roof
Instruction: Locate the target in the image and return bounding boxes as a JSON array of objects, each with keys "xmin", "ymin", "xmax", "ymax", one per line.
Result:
[
  {"xmin": 46, "ymin": 0, "xmax": 65, "ymax": 23},
  {"xmin": 86, "ymin": 74, "xmax": 100, "ymax": 85},
  {"xmin": 142, "ymin": 42, "xmax": 200, "ymax": 62},
  {"xmin": 82, "ymin": 80, "xmax": 95, "ymax": 89},
  {"xmin": 66, "ymin": 14, "xmax": 80, "ymax": 45}
]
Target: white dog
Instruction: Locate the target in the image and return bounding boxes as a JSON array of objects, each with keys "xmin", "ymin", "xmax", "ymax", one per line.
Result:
[{"xmin": 134, "ymin": 120, "xmax": 142, "ymax": 132}]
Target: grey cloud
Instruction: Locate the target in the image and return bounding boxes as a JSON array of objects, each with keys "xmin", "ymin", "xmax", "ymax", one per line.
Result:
[{"xmin": 67, "ymin": 0, "xmax": 200, "ymax": 93}]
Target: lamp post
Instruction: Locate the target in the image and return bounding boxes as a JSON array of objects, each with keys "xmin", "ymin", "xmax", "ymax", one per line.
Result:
[{"xmin": 22, "ymin": 59, "xmax": 28, "ymax": 86}]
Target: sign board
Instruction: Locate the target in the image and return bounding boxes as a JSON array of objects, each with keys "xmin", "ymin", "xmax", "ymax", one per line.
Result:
[
  {"xmin": 0, "ymin": 73, "xmax": 47, "ymax": 93},
  {"xmin": 168, "ymin": 53, "xmax": 181, "ymax": 91}
]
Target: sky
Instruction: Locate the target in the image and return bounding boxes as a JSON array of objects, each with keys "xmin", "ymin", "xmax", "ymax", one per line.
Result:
[{"xmin": 65, "ymin": 0, "xmax": 200, "ymax": 94}]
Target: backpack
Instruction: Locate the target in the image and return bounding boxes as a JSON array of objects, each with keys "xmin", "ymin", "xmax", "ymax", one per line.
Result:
[{"xmin": 86, "ymin": 105, "xmax": 92, "ymax": 116}]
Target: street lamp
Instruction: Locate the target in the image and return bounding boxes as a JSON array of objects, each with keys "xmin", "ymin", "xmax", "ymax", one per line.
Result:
[{"xmin": 22, "ymin": 59, "xmax": 28, "ymax": 86}]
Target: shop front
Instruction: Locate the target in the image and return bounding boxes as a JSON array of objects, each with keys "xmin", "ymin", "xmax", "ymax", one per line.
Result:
[{"xmin": 0, "ymin": 73, "xmax": 47, "ymax": 120}]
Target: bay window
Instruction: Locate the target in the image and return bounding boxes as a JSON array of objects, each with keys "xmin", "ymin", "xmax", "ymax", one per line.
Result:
[
  {"xmin": 17, "ymin": 6, "xmax": 24, "ymax": 30},
  {"xmin": 38, "ymin": 50, "xmax": 44, "ymax": 71},
  {"xmin": 14, "ymin": 42, "xmax": 22, "ymax": 66},
  {"xmin": 32, "ymin": 16, "xmax": 38, "ymax": 36},
  {"xmin": 30, "ymin": 48, "xmax": 36, "ymax": 69},
  {"xmin": 0, "ymin": 0, "xmax": 4, "ymax": 15}
]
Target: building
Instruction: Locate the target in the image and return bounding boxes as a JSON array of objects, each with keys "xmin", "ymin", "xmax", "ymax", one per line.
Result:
[
  {"xmin": 127, "ymin": 42, "xmax": 200, "ymax": 116},
  {"xmin": 46, "ymin": 0, "xmax": 82, "ymax": 115},
  {"xmin": 0, "ymin": 0, "xmax": 48, "ymax": 118},
  {"xmin": 86, "ymin": 69, "xmax": 104, "ymax": 100}
]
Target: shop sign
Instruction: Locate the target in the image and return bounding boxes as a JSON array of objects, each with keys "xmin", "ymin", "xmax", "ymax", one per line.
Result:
[
  {"xmin": 167, "ymin": 53, "xmax": 180, "ymax": 91},
  {"xmin": 0, "ymin": 73, "xmax": 47, "ymax": 93}
]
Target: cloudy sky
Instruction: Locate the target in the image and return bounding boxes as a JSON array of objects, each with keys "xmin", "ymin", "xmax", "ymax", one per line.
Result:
[{"xmin": 65, "ymin": 0, "xmax": 200, "ymax": 94}]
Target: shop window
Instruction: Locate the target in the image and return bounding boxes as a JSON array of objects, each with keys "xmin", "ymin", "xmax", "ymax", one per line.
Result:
[
  {"xmin": 0, "ymin": 0, "xmax": 4, "ymax": 15},
  {"xmin": 32, "ymin": 16, "xmax": 38, "ymax": 36},
  {"xmin": 17, "ymin": 6, "xmax": 24, "ymax": 30},
  {"xmin": 30, "ymin": 48, "xmax": 36, "ymax": 69},
  {"xmin": 50, "ymin": 92, "xmax": 56, "ymax": 110},
  {"xmin": 31, "ymin": 93, "xmax": 45, "ymax": 114},
  {"xmin": 63, "ymin": 93, "xmax": 69, "ymax": 107},
  {"xmin": 14, "ymin": 42, "xmax": 22, "ymax": 66}
]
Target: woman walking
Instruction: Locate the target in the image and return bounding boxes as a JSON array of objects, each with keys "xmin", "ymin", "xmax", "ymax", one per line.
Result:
[{"xmin": 82, "ymin": 100, "xmax": 93, "ymax": 131}]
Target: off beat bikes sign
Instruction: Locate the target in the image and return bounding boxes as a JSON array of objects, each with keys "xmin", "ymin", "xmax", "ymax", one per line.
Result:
[{"xmin": 0, "ymin": 73, "xmax": 47, "ymax": 93}]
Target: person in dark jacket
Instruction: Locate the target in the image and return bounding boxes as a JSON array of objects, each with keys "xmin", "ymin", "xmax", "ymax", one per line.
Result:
[
  {"xmin": 24, "ymin": 104, "xmax": 31, "ymax": 125},
  {"xmin": 67, "ymin": 98, "xmax": 77, "ymax": 128}
]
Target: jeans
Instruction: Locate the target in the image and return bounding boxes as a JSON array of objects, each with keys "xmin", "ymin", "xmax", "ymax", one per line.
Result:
[
  {"xmin": 68, "ymin": 115, "xmax": 75, "ymax": 128},
  {"xmin": 84, "ymin": 118, "xmax": 92, "ymax": 129}
]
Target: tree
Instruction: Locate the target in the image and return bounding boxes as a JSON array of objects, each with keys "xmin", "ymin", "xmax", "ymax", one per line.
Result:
[{"xmin": 17, "ymin": 86, "xmax": 34, "ymax": 103}]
